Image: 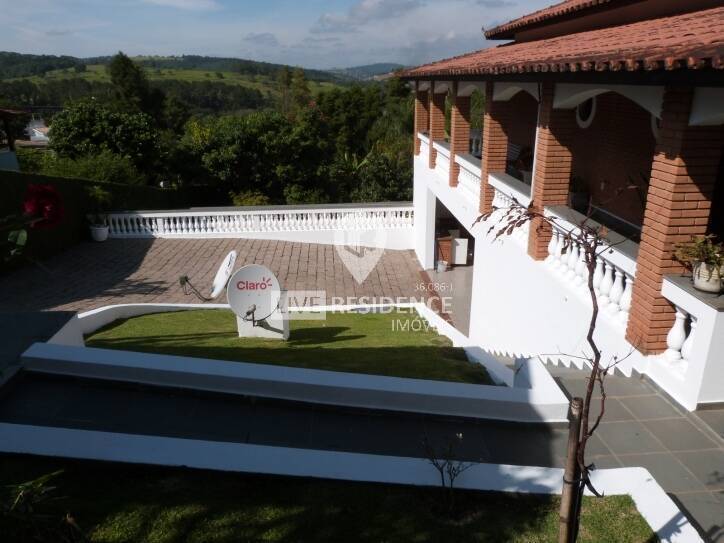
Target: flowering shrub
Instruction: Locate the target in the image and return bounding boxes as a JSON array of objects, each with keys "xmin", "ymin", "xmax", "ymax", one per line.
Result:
[
  {"xmin": 2, "ymin": 183, "xmax": 64, "ymax": 262},
  {"xmin": 22, "ymin": 184, "xmax": 65, "ymax": 229}
]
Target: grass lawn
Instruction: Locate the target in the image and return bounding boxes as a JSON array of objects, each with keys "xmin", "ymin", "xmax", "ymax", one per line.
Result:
[
  {"xmin": 0, "ymin": 455, "xmax": 656, "ymax": 543},
  {"xmin": 85, "ymin": 310, "xmax": 493, "ymax": 385}
]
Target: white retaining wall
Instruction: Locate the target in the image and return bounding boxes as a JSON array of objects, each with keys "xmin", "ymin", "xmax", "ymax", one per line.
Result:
[
  {"xmin": 0, "ymin": 423, "xmax": 701, "ymax": 543},
  {"xmin": 30, "ymin": 302, "xmax": 569, "ymax": 423}
]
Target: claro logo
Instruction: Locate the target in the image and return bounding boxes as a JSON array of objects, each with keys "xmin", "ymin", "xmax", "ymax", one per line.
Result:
[{"xmin": 236, "ymin": 277, "xmax": 273, "ymax": 290}]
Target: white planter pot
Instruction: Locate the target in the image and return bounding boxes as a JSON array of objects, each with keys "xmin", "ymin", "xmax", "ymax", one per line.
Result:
[
  {"xmin": 692, "ymin": 261, "xmax": 723, "ymax": 293},
  {"xmin": 90, "ymin": 225, "xmax": 109, "ymax": 242}
]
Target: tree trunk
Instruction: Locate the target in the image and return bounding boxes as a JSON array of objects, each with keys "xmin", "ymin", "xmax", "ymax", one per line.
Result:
[{"xmin": 559, "ymin": 397, "xmax": 583, "ymax": 543}]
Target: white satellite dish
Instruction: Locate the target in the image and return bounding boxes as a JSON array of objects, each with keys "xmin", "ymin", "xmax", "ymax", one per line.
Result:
[
  {"xmin": 227, "ymin": 264, "xmax": 282, "ymax": 323},
  {"xmin": 210, "ymin": 250, "xmax": 237, "ymax": 299}
]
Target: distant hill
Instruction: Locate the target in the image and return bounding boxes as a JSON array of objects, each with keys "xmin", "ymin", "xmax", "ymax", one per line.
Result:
[
  {"xmin": 329, "ymin": 63, "xmax": 406, "ymax": 81},
  {"xmin": 0, "ymin": 52, "xmax": 347, "ymax": 83},
  {"xmin": 0, "ymin": 52, "xmax": 83, "ymax": 79}
]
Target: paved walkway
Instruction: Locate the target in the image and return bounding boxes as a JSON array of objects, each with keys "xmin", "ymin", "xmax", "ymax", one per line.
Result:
[
  {"xmin": 0, "ymin": 239, "xmax": 431, "ymax": 312},
  {"xmin": 551, "ymin": 365, "xmax": 724, "ymax": 542}
]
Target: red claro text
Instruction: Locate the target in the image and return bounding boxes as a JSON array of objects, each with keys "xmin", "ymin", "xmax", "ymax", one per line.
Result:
[{"xmin": 236, "ymin": 277, "xmax": 273, "ymax": 290}]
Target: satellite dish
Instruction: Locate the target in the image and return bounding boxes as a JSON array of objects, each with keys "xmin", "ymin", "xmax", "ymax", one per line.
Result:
[
  {"xmin": 210, "ymin": 251, "xmax": 237, "ymax": 299},
  {"xmin": 227, "ymin": 264, "xmax": 281, "ymax": 322}
]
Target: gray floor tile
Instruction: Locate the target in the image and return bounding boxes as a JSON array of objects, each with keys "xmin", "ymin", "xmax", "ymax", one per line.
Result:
[
  {"xmin": 643, "ymin": 418, "xmax": 719, "ymax": 452},
  {"xmin": 557, "ymin": 377, "xmax": 598, "ymax": 401},
  {"xmin": 596, "ymin": 421, "xmax": 666, "ymax": 454},
  {"xmin": 599, "ymin": 377, "xmax": 655, "ymax": 398},
  {"xmin": 676, "ymin": 450, "xmax": 724, "ymax": 492},
  {"xmin": 587, "ymin": 397, "xmax": 636, "ymax": 422},
  {"xmin": 697, "ymin": 410, "xmax": 724, "ymax": 441},
  {"xmin": 673, "ymin": 491, "xmax": 724, "ymax": 543},
  {"xmin": 587, "ymin": 455, "xmax": 622, "ymax": 469},
  {"xmin": 620, "ymin": 395, "xmax": 683, "ymax": 420},
  {"xmin": 618, "ymin": 453, "xmax": 707, "ymax": 493}
]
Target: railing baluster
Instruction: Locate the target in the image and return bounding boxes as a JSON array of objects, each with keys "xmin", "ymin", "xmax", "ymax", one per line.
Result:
[{"xmin": 665, "ymin": 306, "xmax": 689, "ymax": 362}]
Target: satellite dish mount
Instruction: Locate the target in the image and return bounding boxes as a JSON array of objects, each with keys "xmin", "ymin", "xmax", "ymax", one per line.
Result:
[{"xmin": 180, "ymin": 253, "xmax": 289, "ymax": 341}]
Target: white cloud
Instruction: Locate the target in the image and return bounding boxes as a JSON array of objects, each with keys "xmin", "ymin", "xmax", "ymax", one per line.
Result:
[
  {"xmin": 243, "ymin": 32, "xmax": 279, "ymax": 47},
  {"xmin": 312, "ymin": 0, "xmax": 425, "ymax": 33},
  {"xmin": 142, "ymin": 0, "xmax": 220, "ymax": 10}
]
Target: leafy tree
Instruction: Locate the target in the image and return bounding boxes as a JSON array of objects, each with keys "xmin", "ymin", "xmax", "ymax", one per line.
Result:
[
  {"xmin": 352, "ymin": 153, "xmax": 412, "ymax": 202},
  {"xmin": 49, "ymin": 98, "xmax": 159, "ymax": 172},
  {"xmin": 230, "ymin": 190, "xmax": 271, "ymax": 206},
  {"xmin": 41, "ymin": 149, "xmax": 146, "ymax": 185},
  {"xmin": 276, "ymin": 66, "xmax": 293, "ymax": 116},
  {"xmin": 290, "ymin": 68, "xmax": 311, "ymax": 113}
]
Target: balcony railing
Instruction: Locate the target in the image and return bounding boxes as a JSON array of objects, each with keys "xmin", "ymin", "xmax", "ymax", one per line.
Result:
[
  {"xmin": 432, "ymin": 141, "xmax": 450, "ymax": 179},
  {"xmin": 545, "ymin": 205, "xmax": 638, "ymax": 328},
  {"xmin": 108, "ymin": 203, "xmax": 414, "ymax": 238},
  {"xmin": 455, "ymin": 154, "xmax": 481, "ymax": 202},
  {"xmin": 418, "ymin": 133, "xmax": 430, "ymax": 158}
]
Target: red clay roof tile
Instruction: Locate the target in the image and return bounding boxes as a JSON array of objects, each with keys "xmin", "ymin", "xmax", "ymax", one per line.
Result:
[
  {"xmin": 485, "ymin": 0, "xmax": 618, "ymax": 39},
  {"xmin": 403, "ymin": 6, "xmax": 724, "ymax": 78}
]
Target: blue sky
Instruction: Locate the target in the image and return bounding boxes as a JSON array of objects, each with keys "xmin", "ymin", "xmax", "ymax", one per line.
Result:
[{"xmin": 0, "ymin": 0, "xmax": 554, "ymax": 69}]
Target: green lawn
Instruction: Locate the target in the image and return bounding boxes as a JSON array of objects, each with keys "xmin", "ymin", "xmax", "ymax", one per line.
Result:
[
  {"xmin": 85, "ymin": 310, "xmax": 493, "ymax": 384},
  {"xmin": 0, "ymin": 455, "xmax": 656, "ymax": 543}
]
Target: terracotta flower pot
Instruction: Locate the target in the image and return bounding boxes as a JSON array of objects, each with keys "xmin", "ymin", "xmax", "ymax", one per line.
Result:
[{"xmin": 692, "ymin": 261, "xmax": 723, "ymax": 293}]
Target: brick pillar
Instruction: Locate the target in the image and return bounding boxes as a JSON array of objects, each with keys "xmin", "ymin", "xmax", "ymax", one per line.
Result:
[
  {"xmin": 480, "ymin": 81, "xmax": 510, "ymax": 213},
  {"xmin": 449, "ymin": 83, "xmax": 471, "ymax": 187},
  {"xmin": 429, "ymin": 89, "xmax": 446, "ymax": 169},
  {"xmin": 414, "ymin": 88, "xmax": 429, "ymax": 156},
  {"xmin": 626, "ymin": 87, "xmax": 723, "ymax": 354},
  {"xmin": 527, "ymin": 82, "xmax": 575, "ymax": 260}
]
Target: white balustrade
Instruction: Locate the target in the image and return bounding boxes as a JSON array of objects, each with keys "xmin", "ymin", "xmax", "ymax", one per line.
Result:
[
  {"xmin": 665, "ymin": 306, "xmax": 689, "ymax": 362},
  {"xmin": 547, "ymin": 214, "xmax": 637, "ymax": 328},
  {"xmin": 108, "ymin": 204, "xmax": 413, "ymax": 239},
  {"xmin": 433, "ymin": 142, "xmax": 450, "ymax": 178},
  {"xmin": 455, "ymin": 155, "xmax": 481, "ymax": 202}
]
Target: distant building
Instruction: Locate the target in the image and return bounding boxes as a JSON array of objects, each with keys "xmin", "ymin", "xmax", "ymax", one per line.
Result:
[{"xmin": 25, "ymin": 119, "xmax": 50, "ymax": 146}]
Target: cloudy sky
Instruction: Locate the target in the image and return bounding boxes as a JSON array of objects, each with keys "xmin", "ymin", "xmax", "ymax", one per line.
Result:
[{"xmin": 0, "ymin": 0, "xmax": 554, "ymax": 69}]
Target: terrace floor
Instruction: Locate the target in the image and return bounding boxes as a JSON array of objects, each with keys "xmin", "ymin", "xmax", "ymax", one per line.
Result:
[
  {"xmin": 0, "ymin": 239, "xmax": 433, "ymax": 313},
  {"xmin": 0, "ymin": 239, "xmax": 722, "ymax": 541}
]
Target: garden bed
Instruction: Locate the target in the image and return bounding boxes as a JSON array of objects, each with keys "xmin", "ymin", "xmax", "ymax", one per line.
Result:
[
  {"xmin": 0, "ymin": 454, "xmax": 656, "ymax": 543},
  {"xmin": 85, "ymin": 309, "xmax": 493, "ymax": 384}
]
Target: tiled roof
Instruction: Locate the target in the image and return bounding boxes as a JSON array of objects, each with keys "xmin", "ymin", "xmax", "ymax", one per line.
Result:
[
  {"xmin": 485, "ymin": 0, "xmax": 618, "ymax": 39},
  {"xmin": 403, "ymin": 6, "xmax": 724, "ymax": 78}
]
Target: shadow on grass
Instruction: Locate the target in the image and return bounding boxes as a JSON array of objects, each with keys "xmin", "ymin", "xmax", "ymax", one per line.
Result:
[
  {"xmin": 0, "ymin": 454, "xmax": 658, "ymax": 543},
  {"xmin": 85, "ymin": 340, "xmax": 488, "ymax": 383}
]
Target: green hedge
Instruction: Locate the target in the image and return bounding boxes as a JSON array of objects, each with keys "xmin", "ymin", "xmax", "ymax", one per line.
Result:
[{"xmin": 1, "ymin": 170, "xmax": 185, "ymax": 265}]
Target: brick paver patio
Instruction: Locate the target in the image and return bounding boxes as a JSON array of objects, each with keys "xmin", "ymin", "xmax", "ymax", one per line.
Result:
[{"xmin": 0, "ymin": 239, "xmax": 431, "ymax": 312}]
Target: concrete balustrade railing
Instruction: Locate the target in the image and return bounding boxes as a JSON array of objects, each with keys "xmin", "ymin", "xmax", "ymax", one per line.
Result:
[
  {"xmin": 432, "ymin": 141, "xmax": 450, "ymax": 178},
  {"xmin": 107, "ymin": 203, "xmax": 414, "ymax": 246},
  {"xmin": 545, "ymin": 206, "xmax": 638, "ymax": 329},
  {"xmin": 645, "ymin": 276, "xmax": 724, "ymax": 410},
  {"xmin": 418, "ymin": 133, "xmax": 430, "ymax": 157},
  {"xmin": 455, "ymin": 155, "xmax": 481, "ymax": 201}
]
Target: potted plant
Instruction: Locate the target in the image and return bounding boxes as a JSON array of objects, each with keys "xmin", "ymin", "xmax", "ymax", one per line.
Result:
[
  {"xmin": 674, "ymin": 235, "xmax": 723, "ymax": 293},
  {"xmin": 86, "ymin": 185, "xmax": 112, "ymax": 242}
]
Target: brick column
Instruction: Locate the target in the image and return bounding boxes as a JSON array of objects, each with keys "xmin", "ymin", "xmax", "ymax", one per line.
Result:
[
  {"xmin": 449, "ymin": 82, "xmax": 471, "ymax": 187},
  {"xmin": 429, "ymin": 88, "xmax": 446, "ymax": 169},
  {"xmin": 626, "ymin": 87, "xmax": 723, "ymax": 354},
  {"xmin": 414, "ymin": 87, "xmax": 429, "ymax": 156},
  {"xmin": 527, "ymin": 82, "xmax": 575, "ymax": 260},
  {"xmin": 480, "ymin": 81, "xmax": 510, "ymax": 213}
]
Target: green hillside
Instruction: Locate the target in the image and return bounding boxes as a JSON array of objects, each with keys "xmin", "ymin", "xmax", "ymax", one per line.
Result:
[{"xmin": 9, "ymin": 63, "xmax": 341, "ymax": 96}]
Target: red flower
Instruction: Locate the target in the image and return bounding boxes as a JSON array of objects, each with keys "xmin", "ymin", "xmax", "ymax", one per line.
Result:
[{"xmin": 23, "ymin": 184, "xmax": 64, "ymax": 229}]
